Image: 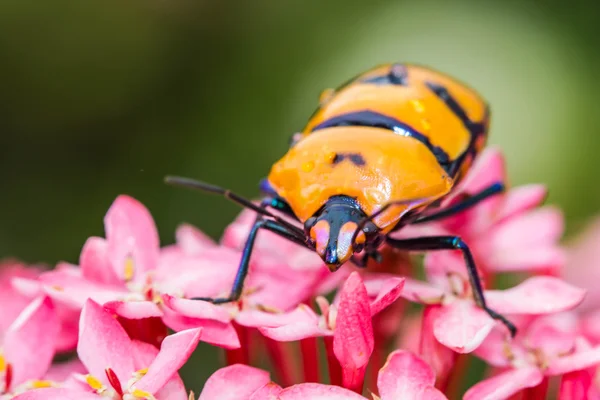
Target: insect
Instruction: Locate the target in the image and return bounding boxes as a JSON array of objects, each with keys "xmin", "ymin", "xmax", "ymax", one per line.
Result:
[{"xmin": 166, "ymin": 63, "xmax": 516, "ymax": 336}]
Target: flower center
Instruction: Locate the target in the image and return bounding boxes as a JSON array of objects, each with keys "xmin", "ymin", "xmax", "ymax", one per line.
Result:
[
  {"xmin": 0, "ymin": 354, "xmax": 13, "ymax": 394},
  {"xmin": 85, "ymin": 367, "xmax": 155, "ymax": 399}
]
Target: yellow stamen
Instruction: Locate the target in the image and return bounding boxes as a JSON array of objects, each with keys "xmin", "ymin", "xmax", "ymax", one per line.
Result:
[
  {"xmin": 31, "ymin": 380, "xmax": 54, "ymax": 388},
  {"xmin": 124, "ymin": 256, "xmax": 135, "ymax": 281},
  {"xmin": 0, "ymin": 355, "xmax": 5, "ymax": 372},
  {"xmin": 85, "ymin": 374, "xmax": 105, "ymax": 391},
  {"xmin": 136, "ymin": 368, "xmax": 148, "ymax": 376},
  {"xmin": 51, "ymin": 285, "xmax": 64, "ymax": 292},
  {"xmin": 131, "ymin": 388, "xmax": 154, "ymax": 398},
  {"xmin": 188, "ymin": 391, "xmax": 196, "ymax": 400}
]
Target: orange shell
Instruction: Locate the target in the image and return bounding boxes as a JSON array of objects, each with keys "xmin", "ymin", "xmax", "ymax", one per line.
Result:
[{"xmin": 267, "ymin": 126, "xmax": 453, "ymax": 231}]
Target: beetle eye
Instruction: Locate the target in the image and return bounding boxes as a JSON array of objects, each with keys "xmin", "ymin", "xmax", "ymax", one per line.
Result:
[{"xmin": 363, "ymin": 221, "xmax": 379, "ymax": 236}]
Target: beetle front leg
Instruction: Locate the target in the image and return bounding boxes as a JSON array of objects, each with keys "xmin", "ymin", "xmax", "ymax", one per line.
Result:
[
  {"xmin": 193, "ymin": 218, "xmax": 308, "ymax": 304},
  {"xmin": 386, "ymin": 235, "xmax": 517, "ymax": 337}
]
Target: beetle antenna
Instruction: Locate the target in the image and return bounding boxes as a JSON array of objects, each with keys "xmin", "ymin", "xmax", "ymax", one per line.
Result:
[
  {"xmin": 164, "ymin": 175, "xmax": 304, "ymax": 234},
  {"xmin": 351, "ymin": 197, "xmax": 430, "ymax": 246}
]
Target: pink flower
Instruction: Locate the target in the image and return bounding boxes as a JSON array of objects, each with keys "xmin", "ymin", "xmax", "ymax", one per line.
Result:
[
  {"xmin": 403, "ymin": 147, "xmax": 565, "ymax": 275},
  {"xmin": 0, "ymin": 296, "xmax": 60, "ymax": 396},
  {"xmin": 193, "ymin": 350, "xmax": 446, "ymax": 400},
  {"xmin": 0, "ymin": 262, "xmax": 78, "ymax": 353},
  {"xmin": 36, "ymin": 195, "xmax": 238, "ymax": 348},
  {"xmin": 563, "ymin": 215, "xmax": 600, "ymax": 313},
  {"xmin": 13, "ymin": 299, "xmax": 201, "ymax": 400},
  {"xmin": 466, "ymin": 314, "xmax": 600, "ymax": 399},
  {"xmin": 401, "ymin": 272, "xmax": 585, "ymax": 353},
  {"xmin": 257, "ymin": 272, "xmax": 404, "ymax": 393}
]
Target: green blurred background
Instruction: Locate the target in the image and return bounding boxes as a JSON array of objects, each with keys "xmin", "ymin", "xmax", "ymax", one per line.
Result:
[{"xmin": 1, "ymin": 0, "xmax": 598, "ymax": 393}]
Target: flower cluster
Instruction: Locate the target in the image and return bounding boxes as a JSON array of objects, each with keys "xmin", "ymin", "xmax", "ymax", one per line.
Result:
[{"xmin": 1, "ymin": 147, "xmax": 600, "ymax": 399}]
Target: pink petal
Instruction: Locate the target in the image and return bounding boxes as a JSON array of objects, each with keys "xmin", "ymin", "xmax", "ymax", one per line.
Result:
[
  {"xmin": 130, "ymin": 338, "xmax": 189, "ymax": 398},
  {"xmin": 12, "ymin": 388, "xmax": 101, "ymax": 400},
  {"xmin": 333, "ymin": 272, "xmax": 374, "ymax": 392},
  {"xmin": 433, "ymin": 300, "xmax": 494, "ymax": 353},
  {"xmin": 249, "ymin": 383, "xmax": 283, "ymax": 400},
  {"xmin": 0, "ymin": 263, "xmax": 41, "ymax": 336},
  {"xmin": 472, "ymin": 325, "xmax": 514, "ymax": 368},
  {"xmin": 162, "ymin": 311, "xmax": 240, "ymax": 349},
  {"xmin": 135, "ymin": 328, "xmax": 202, "ymax": 394},
  {"xmin": 154, "ymin": 374, "xmax": 188, "ymax": 400},
  {"xmin": 162, "ymin": 295, "xmax": 232, "ymax": 324},
  {"xmin": 547, "ymin": 345, "xmax": 600, "ymax": 375},
  {"xmin": 455, "ymin": 148, "xmax": 506, "ymax": 194},
  {"xmin": 559, "ymin": 370, "xmax": 594, "ymax": 400},
  {"xmin": 4, "ymin": 296, "xmax": 60, "ymax": 386},
  {"xmin": 277, "ymin": 383, "xmax": 365, "ymax": 399},
  {"xmin": 258, "ymin": 307, "xmax": 331, "ymax": 342},
  {"xmin": 235, "ymin": 305, "xmax": 316, "ymax": 328},
  {"xmin": 104, "ymin": 195, "xmax": 160, "ymax": 281},
  {"xmin": 80, "ymin": 237, "xmax": 120, "ymax": 285},
  {"xmin": 44, "ymin": 358, "xmax": 87, "ymax": 382},
  {"xmin": 104, "ymin": 300, "xmax": 163, "ymax": 319},
  {"xmin": 485, "ymin": 276, "xmax": 585, "ymax": 314},
  {"xmin": 419, "ymin": 306, "xmax": 459, "ymax": 383},
  {"xmin": 494, "ymin": 184, "xmax": 547, "ymax": 222},
  {"xmin": 199, "ymin": 364, "xmax": 271, "ymax": 400},
  {"xmin": 175, "ymin": 223, "xmax": 216, "ymax": 254},
  {"xmin": 378, "ymin": 350, "xmax": 447, "ymax": 400},
  {"xmin": 40, "ymin": 269, "xmax": 127, "ymax": 309},
  {"xmin": 156, "ymin": 249, "xmax": 239, "ymax": 299},
  {"xmin": 464, "ymin": 367, "xmax": 544, "ymax": 400},
  {"xmin": 400, "ymin": 278, "xmax": 445, "ymax": 304},
  {"xmin": 364, "ymin": 276, "xmax": 405, "ymax": 316},
  {"xmin": 77, "ymin": 299, "xmax": 134, "ymax": 385}
]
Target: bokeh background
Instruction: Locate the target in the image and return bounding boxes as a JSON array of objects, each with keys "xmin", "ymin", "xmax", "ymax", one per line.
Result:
[{"xmin": 1, "ymin": 0, "xmax": 599, "ymax": 394}]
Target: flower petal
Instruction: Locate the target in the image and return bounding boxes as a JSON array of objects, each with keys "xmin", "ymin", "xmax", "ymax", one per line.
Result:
[
  {"xmin": 104, "ymin": 300, "xmax": 163, "ymax": 319},
  {"xmin": 135, "ymin": 328, "xmax": 202, "ymax": 394},
  {"xmin": 104, "ymin": 195, "xmax": 160, "ymax": 281},
  {"xmin": 12, "ymin": 388, "xmax": 101, "ymax": 400},
  {"xmin": 494, "ymin": 184, "xmax": 547, "ymax": 222},
  {"xmin": 464, "ymin": 367, "xmax": 543, "ymax": 400},
  {"xmin": 400, "ymin": 278, "xmax": 445, "ymax": 304},
  {"xmin": 258, "ymin": 306, "xmax": 331, "ymax": 342},
  {"xmin": 547, "ymin": 345, "xmax": 600, "ymax": 375},
  {"xmin": 485, "ymin": 276, "xmax": 585, "ymax": 315},
  {"xmin": 44, "ymin": 358, "xmax": 87, "ymax": 382},
  {"xmin": 364, "ymin": 276, "xmax": 405, "ymax": 316},
  {"xmin": 175, "ymin": 223, "xmax": 216, "ymax": 254},
  {"xmin": 378, "ymin": 350, "xmax": 447, "ymax": 400},
  {"xmin": 277, "ymin": 383, "xmax": 365, "ymax": 399},
  {"xmin": 0, "ymin": 262, "xmax": 41, "ymax": 336},
  {"xmin": 418, "ymin": 305, "xmax": 459, "ymax": 383},
  {"xmin": 162, "ymin": 311, "xmax": 240, "ymax": 349},
  {"xmin": 198, "ymin": 364, "xmax": 271, "ymax": 400},
  {"xmin": 433, "ymin": 300, "xmax": 494, "ymax": 353},
  {"xmin": 162, "ymin": 295, "xmax": 232, "ymax": 324},
  {"xmin": 80, "ymin": 236, "xmax": 120, "ymax": 285},
  {"xmin": 77, "ymin": 299, "xmax": 134, "ymax": 385},
  {"xmin": 40, "ymin": 269, "xmax": 127, "ymax": 309},
  {"xmin": 154, "ymin": 374, "xmax": 189, "ymax": 400},
  {"xmin": 333, "ymin": 272, "xmax": 374, "ymax": 392},
  {"xmin": 249, "ymin": 382, "xmax": 283, "ymax": 400},
  {"xmin": 4, "ymin": 296, "xmax": 60, "ymax": 386}
]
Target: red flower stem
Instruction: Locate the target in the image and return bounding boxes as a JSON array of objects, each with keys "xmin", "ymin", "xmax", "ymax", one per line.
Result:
[
  {"xmin": 522, "ymin": 377, "xmax": 549, "ymax": 400},
  {"xmin": 368, "ymin": 338, "xmax": 385, "ymax": 396},
  {"xmin": 265, "ymin": 338, "xmax": 296, "ymax": 387},
  {"xmin": 225, "ymin": 323, "xmax": 250, "ymax": 366},
  {"xmin": 324, "ymin": 336, "xmax": 343, "ymax": 387},
  {"xmin": 300, "ymin": 337, "xmax": 320, "ymax": 383},
  {"xmin": 443, "ymin": 353, "xmax": 470, "ymax": 397}
]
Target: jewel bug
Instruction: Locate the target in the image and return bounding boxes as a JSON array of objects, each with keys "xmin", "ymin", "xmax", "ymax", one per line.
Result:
[{"xmin": 166, "ymin": 63, "xmax": 516, "ymax": 336}]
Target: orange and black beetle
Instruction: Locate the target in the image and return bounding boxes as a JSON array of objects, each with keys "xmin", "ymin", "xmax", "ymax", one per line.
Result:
[{"xmin": 167, "ymin": 63, "xmax": 516, "ymax": 336}]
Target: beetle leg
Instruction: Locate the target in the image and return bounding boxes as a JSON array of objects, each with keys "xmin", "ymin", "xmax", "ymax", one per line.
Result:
[
  {"xmin": 256, "ymin": 194, "xmax": 298, "ymax": 220},
  {"xmin": 412, "ymin": 182, "xmax": 504, "ymax": 224},
  {"xmin": 385, "ymin": 235, "xmax": 516, "ymax": 337},
  {"xmin": 192, "ymin": 218, "xmax": 308, "ymax": 304}
]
